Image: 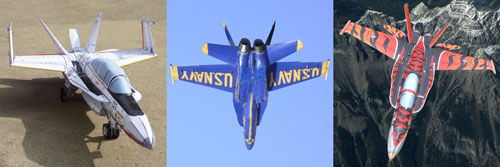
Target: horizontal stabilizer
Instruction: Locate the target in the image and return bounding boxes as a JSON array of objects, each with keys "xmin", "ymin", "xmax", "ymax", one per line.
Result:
[
  {"xmin": 436, "ymin": 43, "xmax": 460, "ymax": 50},
  {"xmin": 383, "ymin": 25, "xmax": 405, "ymax": 39},
  {"xmin": 202, "ymin": 43, "xmax": 239, "ymax": 65},
  {"xmin": 267, "ymin": 40, "xmax": 302, "ymax": 64},
  {"xmin": 170, "ymin": 64, "xmax": 236, "ymax": 93},
  {"xmin": 267, "ymin": 60, "xmax": 329, "ymax": 91}
]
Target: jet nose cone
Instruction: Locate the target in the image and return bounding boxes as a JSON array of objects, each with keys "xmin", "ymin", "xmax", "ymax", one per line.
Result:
[
  {"xmin": 142, "ymin": 136, "xmax": 155, "ymax": 149},
  {"xmin": 245, "ymin": 140, "xmax": 254, "ymax": 150},
  {"xmin": 388, "ymin": 152, "xmax": 396, "ymax": 161}
]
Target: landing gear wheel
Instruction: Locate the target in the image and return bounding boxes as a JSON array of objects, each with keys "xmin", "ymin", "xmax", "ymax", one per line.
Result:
[
  {"xmin": 111, "ymin": 128, "xmax": 120, "ymax": 139},
  {"xmin": 102, "ymin": 123, "xmax": 112, "ymax": 139},
  {"xmin": 60, "ymin": 88, "xmax": 66, "ymax": 102}
]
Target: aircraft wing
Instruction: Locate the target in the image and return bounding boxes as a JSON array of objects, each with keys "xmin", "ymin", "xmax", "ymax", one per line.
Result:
[
  {"xmin": 10, "ymin": 54, "xmax": 67, "ymax": 72},
  {"xmin": 170, "ymin": 64, "xmax": 236, "ymax": 93},
  {"xmin": 96, "ymin": 49, "xmax": 157, "ymax": 67},
  {"xmin": 268, "ymin": 60, "xmax": 330, "ymax": 91},
  {"xmin": 8, "ymin": 22, "xmax": 68, "ymax": 72},
  {"xmin": 339, "ymin": 20, "xmax": 403, "ymax": 59},
  {"xmin": 436, "ymin": 50, "xmax": 496, "ymax": 74}
]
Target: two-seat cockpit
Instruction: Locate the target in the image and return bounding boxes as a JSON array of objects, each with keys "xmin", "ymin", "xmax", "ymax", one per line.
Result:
[{"xmin": 89, "ymin": 58, "xmax": 144, "ymax": 116}]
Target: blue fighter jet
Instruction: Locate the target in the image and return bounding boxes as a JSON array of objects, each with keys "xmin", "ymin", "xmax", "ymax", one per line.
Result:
[{"xmin": 169, "ymin": 22, "xmax": 330, "ymax": 150}]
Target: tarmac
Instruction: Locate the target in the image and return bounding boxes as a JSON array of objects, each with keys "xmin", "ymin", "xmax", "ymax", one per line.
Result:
[{"xmin": 0, "ymin": 0, "xmax": 166, "ymax": 166}]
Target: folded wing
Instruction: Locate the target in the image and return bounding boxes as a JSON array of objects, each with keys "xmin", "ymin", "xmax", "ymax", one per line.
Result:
[
  {"xmin": 170, "ymin": 64, "xmax": 236, "ymax": 93},
  {"xmin": 267, "ymin": 60, "xmax": 330, "ymax": 91}
]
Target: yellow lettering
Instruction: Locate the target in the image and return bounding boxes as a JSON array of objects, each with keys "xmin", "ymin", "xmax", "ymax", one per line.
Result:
[
  {"xmin": 204, "ymin": 72, "xmax": 213, "ymax": 84},
  {"xmin": 189, "ymin": 71, "xmax": 196, "ymax": 81},
  {"xmin": 312, "ymin": 68, "xmax": 319, "ymax": 77},
  {"xmin": 269, "ymin": 72, "xmax": 275, "ymax": 87},
  {"xmin": 284, "ymin": 70, "xmax": 292, "ymax": 84},
  {"xmin": 293, "ymin": 69, "xmax": 301, "ymax": 82},
  {"xmin": 196, "ymin": 72, "xmax": 203, "ymax": 83},
  {"xmin": 181, "ymin": 71, "xmax": 188, "ymax": 80},
  {"xmin": 302, "ymin": 69, "xmax": 310, "ymax": 80},
  {"xmin": 224, "ymin": 73, "xmax": 233, "ymax": 88},
  {"xmin": 215, "ymin": 73, "xmax": 223, "ymax": 86},
  {"xmin": 278, "ymin": 71, "xmax": 286, "ymax": 86}
]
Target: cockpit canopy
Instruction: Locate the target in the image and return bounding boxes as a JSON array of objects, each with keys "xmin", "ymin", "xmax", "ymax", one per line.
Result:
[
  {"xmin": 90, "ymin": 58, "xmax": 130, "ymax": 92},
  {"xmin": 90, "ymin": 58, "xmax": 143, "ymax": 116}
]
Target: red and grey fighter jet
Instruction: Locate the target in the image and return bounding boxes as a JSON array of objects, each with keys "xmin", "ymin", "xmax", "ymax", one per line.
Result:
[{"xmin": 339, "ymin": 3, "xmax": 496, "ymax": 161}]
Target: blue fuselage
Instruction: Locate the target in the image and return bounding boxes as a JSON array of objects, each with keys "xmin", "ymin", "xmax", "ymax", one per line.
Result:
[{"xmin": 233, "ymin": 39, "xmax": 269, "ymax": 150}]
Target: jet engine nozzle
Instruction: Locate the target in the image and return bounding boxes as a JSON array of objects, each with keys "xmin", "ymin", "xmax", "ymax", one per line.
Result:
[
  {"xmin": 239, "ymin": 38, "xmax": 251, "ymax": 53},
  {"xmin": 253, "ymin": 39, "xmax": 265, "ymax": 54}
]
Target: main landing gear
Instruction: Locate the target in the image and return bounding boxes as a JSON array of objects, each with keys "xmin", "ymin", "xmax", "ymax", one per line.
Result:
[
  {"xmin": 60, "ymin": 87, "xmax": 76, "ymax": 102},
  {"xmin": 102, "ymin": 122, "xmax": 120, "ymax": 139}
]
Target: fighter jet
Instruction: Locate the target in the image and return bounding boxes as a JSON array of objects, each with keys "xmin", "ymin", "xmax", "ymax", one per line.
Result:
[
  {"xmin": 8, "ymin": 12, "xmax": 156, "ymax": 149},
  {"xmin": 169, "ymin": 22, "xmax": 330, "ymax": 150},
  {"xmin": 340, "ymin": 3, "xmax": 496, "ymax": 160}
]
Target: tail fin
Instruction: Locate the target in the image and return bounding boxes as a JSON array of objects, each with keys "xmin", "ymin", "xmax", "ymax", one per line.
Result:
[
  {"xmin": 404, "ymin": 3, "xmax": 413, "ymax": 43},
  {"xmin": 86, "ymin": 12, "xmax": 102, "ymax": 53},
  {"xmin": 8, "ymin": 22, "xmax": 14, "ymax": 64},
  {"xmin": 38, "ymin": 17, "xmax": 68, "ymax": 55},
  {"xmin": 141, "ymin": 16, "xmax": 155, "ymax": 53},
  {"xmin": 429, "ymin": 18, "xmax": 454, "ymax": 48},
  {"xmin": 265, "ymin": 21, "xmax": 276, "ymax": 45},
  {"xmin": 69, "ymin": 29, "xmax": 81, "ymax": 49},
  {"xmin": 223, "ymin": 22, "xmax": 235, "ymax": 46}
]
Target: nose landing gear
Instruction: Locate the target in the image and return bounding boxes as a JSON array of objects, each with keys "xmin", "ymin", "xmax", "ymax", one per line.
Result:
[{"xmin": 102, "ymin": 123, "xmax": 120, "ymax": 139}]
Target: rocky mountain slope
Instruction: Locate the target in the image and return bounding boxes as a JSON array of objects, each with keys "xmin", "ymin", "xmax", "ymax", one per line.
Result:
[{"xmin": 335, "ymin": 0, "xmax": 500, "ymax": 166}]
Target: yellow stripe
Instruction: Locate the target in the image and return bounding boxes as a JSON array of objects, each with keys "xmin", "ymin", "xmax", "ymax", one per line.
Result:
[
  {"xmin": 245, "ymin": 93, "xmax": 254, "ymax": 144},
  {"xmin": 169, "ymin": 65, "xmax": 179, "ymax": 84},
  {"xmin": 11, "ymin": 64, "xmax": 64, "ymax": 72},
  {"xmin": 202, "ymin": 43, "xmax": 208, "ymax": 55},
  {"xmin": 119, "ymin": 54, "xmax": 157, "ymax": 67},
  {"xmin": 296, "ymin": 40, "xmax": 303, "ymax": 51},
  {"xmin": 321, "ymin": 59, "xmax": 330, "ymax": 80}
]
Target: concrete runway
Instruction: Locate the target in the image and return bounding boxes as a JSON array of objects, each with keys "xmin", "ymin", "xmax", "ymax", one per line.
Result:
[{"xmin": 0, "ymin": 0, "xmax": 166, "ymax": 166}]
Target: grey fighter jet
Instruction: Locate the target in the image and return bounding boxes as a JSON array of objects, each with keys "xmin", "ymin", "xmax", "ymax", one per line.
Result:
[{"xmin": 7, "ymin": 12, "xmax": 157, "ymax": 149}]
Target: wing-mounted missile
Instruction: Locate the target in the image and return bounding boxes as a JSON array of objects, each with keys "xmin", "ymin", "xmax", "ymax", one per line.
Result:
[
  {"xmin": 436, "ymin": 43, "xmax": 460, "ymax": 50},
  {"xmin": 383, "ymin": 25, "xmax": 405, "ymax": 39}
]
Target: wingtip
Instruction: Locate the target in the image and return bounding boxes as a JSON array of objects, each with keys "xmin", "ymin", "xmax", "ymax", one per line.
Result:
[
  {"xmin": 296, "ymin": 40, "xmax": 303, "ymax": 51},
  {"xmin": 339, "ymin": 20, "xmax": 351, "ymax": 35},
  {"xmin": 223, "ymin": 22, "xmax": 226, "ymax": 29},
  {"xmin": 169, "ymin": 64, "xmax": 178, "ymax": 84},
  {"xmin": 202, "ymin": 43, "xmax": 208, "ymax": 55},
  {"xmin": 490, "ymin": 60, "xmax": 496, "ymax": 75}
]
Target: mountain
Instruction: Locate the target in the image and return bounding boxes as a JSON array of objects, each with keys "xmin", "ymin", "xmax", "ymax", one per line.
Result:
[{"xmin": 334, "ymin": 0, "xmax": 500, "ymax": 166}]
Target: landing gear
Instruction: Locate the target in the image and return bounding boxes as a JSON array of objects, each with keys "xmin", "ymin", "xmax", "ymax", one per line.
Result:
[
  {"xmin": 60, "ymin": 87, "xmax": 76, "ymax": 102},
  {"xmin": 60, "ymin": 88, "xmax": 66, "ymax": 102},
  {"xmin": 102, "ymin": 123, "xmax": 120, "ymax": 139}
]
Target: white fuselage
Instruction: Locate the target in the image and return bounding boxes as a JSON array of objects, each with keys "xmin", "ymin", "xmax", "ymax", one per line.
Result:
[{"xmin": 67, "ymin": 51, "xmax": 155, "ymax": 148}]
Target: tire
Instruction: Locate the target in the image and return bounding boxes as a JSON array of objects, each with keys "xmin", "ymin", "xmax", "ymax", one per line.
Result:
[
  {"xmin": 60, "ymin": 88, "xmax": 66, "ymax": 102},
  {"xmin": 102, "ymin": 123, "xmax": 112, "ymax": 139},
  {"xmin": 111, "ymin": 128, "xmax": 120, "ymax": 139}
]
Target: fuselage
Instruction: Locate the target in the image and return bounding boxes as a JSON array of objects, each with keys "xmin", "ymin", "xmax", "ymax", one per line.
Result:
[
  {"xmin": 387, "ymin": 34, "xmax": 438, "ymax": 158},
  {"xmin": 233, "ymin": 38, "xmax": 269, "ymax": 150},
  {"xmin": 64, "ymin": 49, "xmax": 155, "ymax": 148}
]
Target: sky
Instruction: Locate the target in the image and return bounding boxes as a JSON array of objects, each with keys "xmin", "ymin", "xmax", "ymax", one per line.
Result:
[{"xmin": 166, "ymin": 0, "xmax": 333, "ymax": 166}]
